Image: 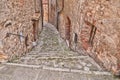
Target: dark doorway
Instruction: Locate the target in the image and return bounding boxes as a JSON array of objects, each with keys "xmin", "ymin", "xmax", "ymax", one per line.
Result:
[{"xmin": 32, "ymin": 20, "xmax": 39, "ymax": 41}]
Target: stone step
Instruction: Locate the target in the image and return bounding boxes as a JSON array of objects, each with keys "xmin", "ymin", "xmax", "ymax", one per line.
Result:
[
  {"xmin": 0, "ymin": 64, "xmax": 117, "ymax": 80},
  {"xmin": 20, "ymin": 55, "xmax": 89, "ymax": 60}
]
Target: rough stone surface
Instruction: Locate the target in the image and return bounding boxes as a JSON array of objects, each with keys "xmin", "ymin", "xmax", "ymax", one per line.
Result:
[
  {"xmin": 43, "ymin": 0, "xmax": 48, "ymax": 22},
  {"xmin": 0, "ymin": 0, "xmax": 120, "ymax": 78},
  {"xmin": 0, "ymin": 0, "xmax": 42, "ymax": 60},
  {"xmin": 53, "ymin": 0, "xmax": 120, "ymax": 73},
  {"xmin": 0, "ymin": 22, "xmax": 118, "ymax": 80},
  {"xmin": 0, "ymin": 64, "xmax": 119, "ymax": 80},
  {"xmin": 9, "ymin": 23, "xmax": 103, "ymax": 72}
]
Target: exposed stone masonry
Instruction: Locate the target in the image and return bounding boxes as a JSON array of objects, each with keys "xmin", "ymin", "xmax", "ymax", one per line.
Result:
[
  {"xmin": 0, "ymin": 0, "xmax": 42, "ymax": 60},
  {"xmin": 55, "ymin": 0, "xmax": 120, "ymax": 73},
  {"xmin": 3, "ymin": 22, "xmax": 118, "ymax": 80},
  {"xmin": 10, "ymin": 23, "xmax": 102, "ymax": 72},
  {"xmin": 0, "ymin": 0, "xmax": 120, "ymax": 78}
]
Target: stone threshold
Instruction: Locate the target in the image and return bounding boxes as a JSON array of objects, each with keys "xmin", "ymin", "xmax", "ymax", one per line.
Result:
[
  {"xmin": 2, "ymin": 63, "xmax": 41, "ymax": 69},
  {"xmin": 21, "ymin": 55, "xmax": 89, "ymax": 60},
  {"xmin": 2, "ymin": 62, "xmax": 112, "ymax": 76}
]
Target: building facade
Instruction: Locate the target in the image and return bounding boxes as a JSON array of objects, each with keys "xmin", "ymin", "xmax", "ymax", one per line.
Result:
[
  {"xmin": 0, "ymin": 0, "xmax": 43, "ymax": 60},
  {"xmin": 49, "ymin": 0, "xmax": 120, "ymax": 74}
]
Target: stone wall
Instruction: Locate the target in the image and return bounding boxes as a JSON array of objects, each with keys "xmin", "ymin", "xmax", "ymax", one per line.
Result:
[
  {"xmin": 0, "ymin": 0, "xmax": 42, "ymax": 60},
  {"xmin": 48, "ymin": 0, "xmax": 57, "ymax": 26},
  {"xmin": 58, "ymin": 0, "xmax": 120, "ymax": 73},
  {"xmin": 43, "ymin": 0, "xmax": 48, "ymax": 22}
]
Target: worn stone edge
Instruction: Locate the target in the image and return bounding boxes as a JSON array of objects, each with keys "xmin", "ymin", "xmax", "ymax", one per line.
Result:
[
  {"xmin": 2, "ymin": 63, "xmax": 112, "ymax": 75},
  {"xmin": 42, "ymin": 66, "xmax": 112, "ymax": 75},
  {"xmin": 2, "ymin": 63, "xmax": 41, "ymax": 69}
]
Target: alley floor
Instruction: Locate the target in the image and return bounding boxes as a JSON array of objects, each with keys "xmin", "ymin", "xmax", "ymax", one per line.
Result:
[{"xmin": 0, "ymin": 23, "xmax": 119, "ymax": 80}]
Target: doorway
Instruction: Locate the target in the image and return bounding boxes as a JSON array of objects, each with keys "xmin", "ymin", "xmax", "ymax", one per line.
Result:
[{"xmin": 65, "ymin": 16, "xmax": 71, "ymax": 47}]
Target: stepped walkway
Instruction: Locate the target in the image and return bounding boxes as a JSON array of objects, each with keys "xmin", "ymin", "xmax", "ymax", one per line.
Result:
[{"xmin": 0, "ymin": 23, "xmax": 118, "ymax": 80}]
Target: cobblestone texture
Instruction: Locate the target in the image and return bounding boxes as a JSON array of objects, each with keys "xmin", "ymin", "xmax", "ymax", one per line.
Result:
[
  {"xmin": 0, "ymin": 64, "xmax": 119, "ymax": 80},
  {"xmin": 0, "ymin": 22, "xmax": 116, "ymax": 80},
  {"xmin": 57, "ymin": 0, "xmax": 120, "ymax": 72},
  {"xmin": 10, "ymin": 22, "xmax": 102, "ymax": 72}
]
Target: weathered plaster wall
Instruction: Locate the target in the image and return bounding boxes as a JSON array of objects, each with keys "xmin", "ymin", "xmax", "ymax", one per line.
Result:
[
  {"xmin": 48, "ymin": 0, "xmax": 57, "ymax": 26},
  {"xmin": 58, "ymin": 0, "xmax": 120, "ymax": 73},
  {"xmin": 0, "ymin": 0, "xmax": 42, "ymax": 60},
  {"xmin": 43, "ymin": 0, "xmax": 48, "ymax": 22}
]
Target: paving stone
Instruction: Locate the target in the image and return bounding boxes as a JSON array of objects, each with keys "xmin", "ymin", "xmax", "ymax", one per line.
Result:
[
  {"xmin": 80, "ymin": 61, "xmax": 87, "ymax": 66},
  {"xmin": 86, "ymin": 64, "xmax": 92, "ymax": 67},
  {"xmin": 0, "ymin": 66, "xmax": 6, "ymax": 71},
  {"xmin": 37, "ymin": 70, "xmax": 62, "ymax": 80},
  {"xmin": 0, "ymin": 66, "xmax": 17, "ymax": 76},
  {"xmin": 3, "ymin": 23, "xmax": 118, "ymax": 80},
  {"xmin": 84, "ymin": 67, "xmax": 90, "ymax": 71},
  {"xmin": 0, "ymin": 64, "xmax": 118, "ymax": 80},
  {"xmin": 76, "ymin": 64, "xmax": 83, "ymax": 69},
  {"xmin": 11, "ymin": 67, "xmax": 39, "ymax": 80},
  {"xmin": 9, "ymin": 23, "xmax": 103, "ymax": 71},
  {"xmin": 62, "ymin": 72, "xmax": 88, "ymax": 80},
  {"xmin": 0, "ymin": 75, "xmax": 11, "ymax": 80}
]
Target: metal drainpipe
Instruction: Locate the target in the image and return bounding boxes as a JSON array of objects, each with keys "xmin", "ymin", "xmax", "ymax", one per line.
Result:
[{"xmin": 56, "ymin": 0, "xmax": 64, "ymax": 30}]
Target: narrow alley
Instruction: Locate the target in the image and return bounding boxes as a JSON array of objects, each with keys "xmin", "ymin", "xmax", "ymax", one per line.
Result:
[
  {"xmin": 9, "ymin": 22, "xmax": 103, "ymax": 71},
  {"xmin": 0, "ymin": 0, "xmax": 120, "ymax": 80},
  {"xmin": 0, "ymin": 22, "xmax": 118, "ymax": 80}
]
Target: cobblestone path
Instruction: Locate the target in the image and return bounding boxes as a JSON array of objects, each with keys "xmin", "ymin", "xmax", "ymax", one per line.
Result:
[
  {"xmin": 0, "ymin": 23, "xmax": 118, "ymax": 80},
  {"xmin": 11, "ymin": 23, "xmax": 102, "ymax": 71}
]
